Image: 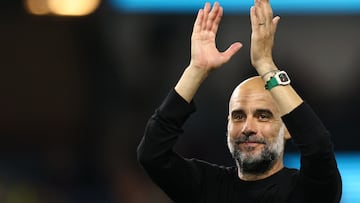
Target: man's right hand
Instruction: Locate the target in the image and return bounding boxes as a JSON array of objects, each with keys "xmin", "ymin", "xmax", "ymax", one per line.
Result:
[
  {"xmin": 190, "ymin": 2, "xmax": 242, "ymax": 73},
  {"xmin": 175, "ymin": 2, "xmax": 242, "ymax": 103}
]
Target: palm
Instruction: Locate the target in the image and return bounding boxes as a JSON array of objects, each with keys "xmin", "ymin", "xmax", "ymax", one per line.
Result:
[
  {"xmin": 190, "ymin": 2, "xmax": 242, "ymax": 72},
  {"xmin": 191, "ymin": 31, "xmax": 224, "ymax": 70}
]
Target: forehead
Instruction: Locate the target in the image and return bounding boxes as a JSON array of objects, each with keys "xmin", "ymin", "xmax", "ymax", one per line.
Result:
[{"xmin": 229, "ymin": 91, "xmax": 279, "ymax": 113}]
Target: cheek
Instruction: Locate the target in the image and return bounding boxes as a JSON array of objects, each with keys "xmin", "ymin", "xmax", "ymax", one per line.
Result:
[
  {"xmin": 261, "ymin": 123, "xmax": 282, "ymax": 141},
  {"xmin": 227, "ymin": 122, "xmax": 243, "ymax": 136}
]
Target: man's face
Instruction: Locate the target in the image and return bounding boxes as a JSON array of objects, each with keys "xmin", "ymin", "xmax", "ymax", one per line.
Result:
[{"xmin": 227, "ymin": 88, "xmax": 286, "ymax": 175}]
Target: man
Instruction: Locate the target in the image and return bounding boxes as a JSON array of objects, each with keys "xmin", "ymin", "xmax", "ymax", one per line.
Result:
[{"xmin": 137, "ymin": 0, "xmax": 342, "ymax": 202}]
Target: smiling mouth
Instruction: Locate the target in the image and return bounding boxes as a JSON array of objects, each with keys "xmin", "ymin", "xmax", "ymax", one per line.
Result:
[
  {"xmin": 240, "ymin": 142, "xmax": 264, "ymax": 146},
  {"xmin": 235, "ymin": 139, "xmax": 265, "ymax": 145}
]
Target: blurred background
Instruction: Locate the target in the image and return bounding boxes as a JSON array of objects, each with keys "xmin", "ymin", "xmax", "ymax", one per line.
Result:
[{"xmin": 0, "ymin": 0, "xmax": 359, "ymax": 202}]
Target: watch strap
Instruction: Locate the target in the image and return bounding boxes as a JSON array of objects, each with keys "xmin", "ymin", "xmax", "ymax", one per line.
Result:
[{"xmin": 265, "ymin": 77, "xmax": 279, "ymax": 90}]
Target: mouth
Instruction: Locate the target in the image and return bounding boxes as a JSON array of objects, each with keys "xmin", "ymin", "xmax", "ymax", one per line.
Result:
[
  {"xmin": 242, "ymin": 142, "xmax": 265, "ymax": 148},
  {"xmin": 235, "ymin": 139, "xmax": 265, "ymax": 145}
]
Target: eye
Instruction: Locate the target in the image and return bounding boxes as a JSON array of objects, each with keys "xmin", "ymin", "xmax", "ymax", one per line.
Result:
[
  {"xmin": 259, "ymin": 113, "xmax": 270, "ymax": 120},
  {"xmin": 256, "ymin": 110, "xmax": 273, "ymax": 121},
  {"xmin": 231, "ymin": 111, "xmax": 246, "ymax": 121}
]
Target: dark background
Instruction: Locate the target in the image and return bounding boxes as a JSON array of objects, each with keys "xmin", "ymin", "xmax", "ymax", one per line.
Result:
[{"xmin": 0, "ymin": 1, "xmax": 359, "ymax": 202}]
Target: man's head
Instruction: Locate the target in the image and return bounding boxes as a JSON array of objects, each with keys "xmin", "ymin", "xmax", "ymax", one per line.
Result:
[{"xmin": 227, "ymin": 76, "xmax": 291, "ymax": 180}]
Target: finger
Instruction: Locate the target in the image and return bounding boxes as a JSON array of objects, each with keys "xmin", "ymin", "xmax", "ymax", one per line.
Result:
[
  {"xmin": 202, "ymin": 2, "xmax": 211, "ymax": 31},
  {"xmin": 272, "ymin": 15, "xmax": 280, "ymax": 32},
  {"xmin": 222, "ymin": 42, "xmax": 243, "ymax": 62},
  {"xmin": 255, "ymin": 1, "xmax": 266, "ymax": 25},
  {"xmin": 261, "ymin": 0, "xmax": 274, "ymax": 24},
  {"xmin": 193, "ymin": 9, "xmax": 204, "ymax": 34},
  {"xmin": 250, "ymin": 6, "xmax": 257, "ymax": 30},
  {"xmin": 250, "ymin": 6, "xmax": 263, "ymax": 30},
  {"xmin": 211, "ymin": 5, "xmax": 223, "ymax": 34},
  {"xmin": 258, "ymin": 0, "xmax": 271, "ymax": 5},
  {"xmin": 207, "ymin": 2, "xmax": 220, "ymax": 30}
]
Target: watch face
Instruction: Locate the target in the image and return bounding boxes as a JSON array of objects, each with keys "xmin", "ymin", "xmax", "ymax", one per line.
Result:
[{"xmin": 278, "ymin": 73, "xmax": 289, "ymax": 82}]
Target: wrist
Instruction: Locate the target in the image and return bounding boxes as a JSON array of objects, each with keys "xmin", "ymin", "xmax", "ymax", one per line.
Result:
[
  {"xmin": 174, "ymin": 65, "xmax": 209, "ymax": 103},
  {"xmin": 261, "ymin": 69, "xmax": 279, "ymax": 82},
  {"xmin": 256, "ymin": 65, "xmax": 279, "ymax": 82},
  {"xmin": 186, "ymin": 64, "xmax": 210, "ymax": 81},
  {"xmin": 253, "ymin": 60, "xmax": 276, "ymax": 70},
  {"xmin": 264, "ymin": 70, "xmax": 291, "ymax": 90}
]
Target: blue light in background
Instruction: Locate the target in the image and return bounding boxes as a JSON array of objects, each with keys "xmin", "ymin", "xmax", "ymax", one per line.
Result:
[
  {"xmin": 109, "ymin": 0, "xmax": 360, "ymax": 14},
  {"xmin": 284, "ymin": 152, "xmax": 360, "ymax": 203}
]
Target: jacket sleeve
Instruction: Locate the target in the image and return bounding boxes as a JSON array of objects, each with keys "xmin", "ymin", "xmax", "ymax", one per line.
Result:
[
  {"xmin": 137, "ymin": 89, "xmax": 203, "ymax": 203},
  {"xmin": 282, "ymin": 102, "xmax": 342, "ymax": 202}
]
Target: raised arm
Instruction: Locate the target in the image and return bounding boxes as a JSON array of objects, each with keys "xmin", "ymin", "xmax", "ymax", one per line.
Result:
[
  {"xmin": 175, "ymin": 2, "xmax": 242, "ymax": 103},
  {"xmin": 250, "ymin": 0, "xmax": 303, "ymax": 115}
]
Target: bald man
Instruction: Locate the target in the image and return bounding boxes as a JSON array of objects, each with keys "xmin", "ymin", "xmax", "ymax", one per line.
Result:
[
  {"xmin": 227, "ymin": 76, "xmax": 292, "ymax": 181},
  {"xmin": 137, "ymin": 1, "xmax": 342, "ymax": 202}
]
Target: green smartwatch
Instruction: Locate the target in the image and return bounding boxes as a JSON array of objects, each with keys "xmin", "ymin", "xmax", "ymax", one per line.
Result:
[{"xmin": 265, "ymin": 71, "xmax": 291, "ymax": 90}]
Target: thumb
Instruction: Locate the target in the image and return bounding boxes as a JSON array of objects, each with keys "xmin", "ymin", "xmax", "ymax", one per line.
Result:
[
  {"xmin": 272, "ymin": 16, "xmax": 281, "ymax": 31},
  {"xmin": 222, "ymin": 42, "xmax": 243, "ymax": 62}
]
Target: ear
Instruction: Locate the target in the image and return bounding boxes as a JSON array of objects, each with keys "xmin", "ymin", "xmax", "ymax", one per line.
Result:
[
  {"xmin": 227, "ymin": 115, "xmax": 231, "ymax": 131},
  {"xmin": 284, "ymin": 126, "xmax": 291, "ymax": 140}
]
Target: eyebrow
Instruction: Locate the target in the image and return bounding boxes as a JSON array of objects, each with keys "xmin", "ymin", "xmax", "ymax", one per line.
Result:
[
  {"xmin": 254, "ymin": 109, "xmax": 274, "ymax": 117},
  {"xmin": 231, "ymin": 109, "xmax": 245, "ymax": 117},
  {"xmin": 231, "ymin": 109, "xmax": 274, "ymax": 117}
]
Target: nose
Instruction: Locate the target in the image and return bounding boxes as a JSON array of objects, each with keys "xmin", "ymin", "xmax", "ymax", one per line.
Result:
[{"xmin": 242, "ymin": 118, "xmax": 257, "ymax": 137}]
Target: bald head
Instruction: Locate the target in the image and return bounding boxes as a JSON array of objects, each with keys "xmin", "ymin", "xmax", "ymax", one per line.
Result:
[
  {"xmin": 229, "ymin": 76, "xmax": 280, "ymax": 115},
  {"xmin": 232, "ymin": 76, "xmax": 266, "ymax": 95}
]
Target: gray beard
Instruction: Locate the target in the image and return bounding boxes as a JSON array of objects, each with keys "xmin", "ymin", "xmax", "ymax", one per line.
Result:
[
  {"xmin": 227, "ymin": 125, "xmax": 285, "ymax": 175},
  {"xmin": 232, "ymin": 144, "xmax": 277, "ymax": 175}
]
